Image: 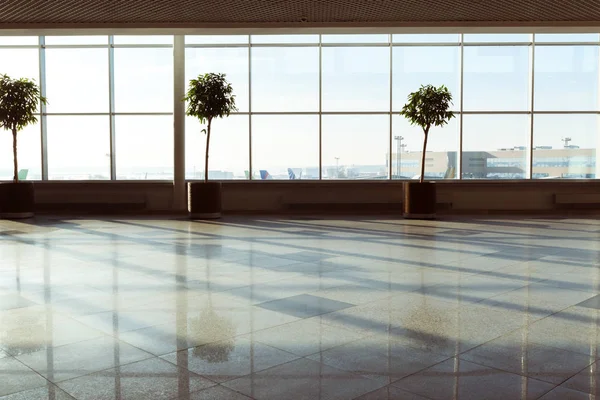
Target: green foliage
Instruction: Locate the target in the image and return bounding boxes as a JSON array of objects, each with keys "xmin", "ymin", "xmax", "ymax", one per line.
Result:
[
  {"xmin": 399, "ymin": 84, "xmax": 455, "ymax": 134},
  {"xmin": 0, "ymin": 74, "xmax": 46, "ymax": 133},
  {"xmin": 184, "ymin": 73, "xmax": 237, "ymax": 130}
]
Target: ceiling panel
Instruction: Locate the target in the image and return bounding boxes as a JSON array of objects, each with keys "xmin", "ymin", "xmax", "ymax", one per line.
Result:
[{"xmin": 0, "ymin": 0, "xmax": 599, "ymax": 29}]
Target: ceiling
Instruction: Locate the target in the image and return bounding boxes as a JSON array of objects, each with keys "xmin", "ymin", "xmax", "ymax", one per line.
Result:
[{"xmin": 1, "ymin": 0, "xmax": 600, "ymax": 31}]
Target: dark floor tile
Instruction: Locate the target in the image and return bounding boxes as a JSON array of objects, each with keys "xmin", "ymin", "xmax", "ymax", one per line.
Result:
[{"xmin": 257, "ymin": 294, "xmax": 354, "ymax": 318}]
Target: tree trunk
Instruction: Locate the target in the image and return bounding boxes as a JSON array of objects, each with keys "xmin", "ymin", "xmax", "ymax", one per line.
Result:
[
  {"xmin": 12, "ymin": 128, "xmax": 18, "ymax": 183},
  {"xmin": 204, "ymin": 120, "xmax": 211, "ymax": 183},
  {"xmin": 420, "ymin": 128, "xmax": 429, "ymax": 184}
]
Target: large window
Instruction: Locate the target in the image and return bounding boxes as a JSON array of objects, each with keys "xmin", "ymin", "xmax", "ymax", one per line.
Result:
[
  {"xmin": 392, "ymin": 116, "xmax": 459, "ymax": 180},
  {"xmin": 0, "ymin": 33, "xmax": 600, "ymax": 182},
  {"xmin": 533, "ymin": 115, "xmax": 597, "ymax": 179},
  {"xmin": 463, "ymin": 46, "xmax": 530, "ymax": 111},
  {"xmin": 251, "ymin": 47, "xmax": 319, "ymax": 112},
  {"xmin": 252, "ymin": 115, "xmax": 319, "ymax": 179},
  {"xmin": 185, "ymin": 48, "xmax": 249, "ymax": 112},
  {"xmin": 0, "ymin": 124, "xmax": 41, "ymax": 180},
  {"xmin": 462, "ymin": 115, "xmax": 530, "ymax": 179},
  {"xmin": 322, "ymin": 115, "xmax": 389, "ymax": 180},
  {"xmin": 0, "ymin": 49, "xmax": 38, "ymax": 80},
  {"xmin": 115, "ymin": 116, "xmax": 174, "ymax": 180},
  {"xmin": 392, "ymin": 46, "xmax": 460, "ymax": 112},
  {"xmin": 113, "ymin": 48, "xmax": 173, "ymax": 113},
  {"xmin": 45, "ymin": 48, "xmax": 109, "ymax": 113},
  {"xmin": 185, "ymin": 115, "xmax": 249, "ymax": 180},
  {"xmin": 322, "ymin": 47, "xmax": 390, "ymax": 112},
  {"xmin": 47, "ymin": 116, "xmax": 110, "ymax": 180},
  {"xmin": 534, "ymin": 46, "xmax": 599, "ymax": 111}
]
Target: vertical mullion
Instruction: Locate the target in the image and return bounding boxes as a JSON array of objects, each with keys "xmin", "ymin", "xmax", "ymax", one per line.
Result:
[
  {"xmin": 173, "ymin": 35, "xmax": 186, "ymax": 210},
  {"xmin": 108, "ymin": 36, "xmax": 116, "ymax": 180},
  {"xmin": 389, "ymin": 34, "xmax": 393, "ymax": 180},
  {"xmin": 248, "ymin": 36, "xmax": 253, "ymax": 180},
  {"xmin": 458, "ymin": 34, "xmax": 465, "ymax": 180},
  {"xmin": 319, "ymin": 34, "xmax": 323, "ymax": 180},
  {"xmin": 528, "ymin": 35, "xmax": 535, "ymax": 180},
  {"xmin": 39, "ymin": 36, "xmax": 48, "ymax": 181}
]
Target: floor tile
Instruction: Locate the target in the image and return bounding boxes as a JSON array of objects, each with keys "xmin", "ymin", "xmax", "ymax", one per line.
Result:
[
  {"xmin": 538, "ymin": 386, "xmax": 597, "ymax": 400},
  {"xmin": 576, "ymin": 294, "xmax": 600, "ymax": 310},
  {"xmin": 16, "ymin": 336, "xmax": 154, "ymax": 383},
  {"xmin": 1, "ymin": 217, "xmax": 600, "ymax": 397},
  {"xmin": 309, "ymin": 284, "xmax": 393, "ymax": 305},
  {"xmin": 57, "ymin": 357, "xmax": 215, "ymax": 400},
  {"xmin": 223, "ymin": 358, "xmax": 384, "ymax": 400},
  {"xmin": 257, "ymin": 294, "xmax": 355, "ymax": 318},
  {"xmin": 279, "ymin": 251, "xmax": 336, "ymax": 262},
  {"xmin": 0, "ymin": 294, "xmax": 36, "ymax": 311},
  {"xmin": 308, "ymin": 336, "xmax": 449, "ymax": 384},
  {"xmin": 0, "ymin": 357, "xmax": 48, "ymax": 397},
  {"xmin": 355, "ymin": 385, "xmax": 430, "ymax": 400},
  {"xmin": 480, "ymin": 283, "xmax": 597, "ymax": 320},
  {"xmin": 461, "ymin": 330, "xmax": 594, "ymax": 384},
  {"xmin": 185, "ymin": 385, "xmax": 253, "ymax": 400},
  {"xmin": 161, "ymin": 337, "xmax": 298, "ymax": 383},
  {"xmin": 0, "ymin": 385, "xmax": 75, "ymax": 400},
  {"xmin": 1, "ymin": 316, "xmax": 106, "ymax": 357},
  {"xmin": 249, "ymin": 318, "xmax": 365, "ymax": 356},
  {"xmin": 562, "ymin": 360, "xmax": 600, "ymax": 396},
  {"xmin": 394, "ymin": 358, "xmax": 555, "ymax": 400}
]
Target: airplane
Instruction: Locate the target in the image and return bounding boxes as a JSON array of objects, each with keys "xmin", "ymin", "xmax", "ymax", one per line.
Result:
[
  {"xmin": 288, "ymin": 168, "xmax": 302, "ymax": 180},
  {"xmin": 259, "ymin": 170, "xmax": 272, "ymax": 180}
]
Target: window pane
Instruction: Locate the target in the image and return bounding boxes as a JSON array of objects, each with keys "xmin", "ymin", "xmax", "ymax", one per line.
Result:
[
  {"xmin": 251, "ymin": 47, "xmax": 319, "ymax": 112},
  {"xmin": 463, "ymin": 34, "xmax": 531, "ymax": 43},
  {"xmin": 114, "ymin": 48, "xmax": 173, "ymax": 112},
  {"xmin": 392, "ymin": 46, "xmax": 460, "ymax": 112},
  {"xmin": 322, "ymin": 47, "xmax": 390, "ymax": 112},
  {"xmin": 113, "ymin": 35, "xmax": 173, "ymax": 45},
  {"xmin": 45, "ymin": 36, "xmax": 108, "ymax": 45},
  {"xmin": 392, "ymin": 115, "xmax": 459, "ymax": 180},
  {"xmin": 0, "ymin": 49, "xmax": 39, "ymax": 81},
  {"xmin": 463, "ymin": 46, "xmax": 530, "ymax": 111},
  {"xmin": 322, "ymin": 34, "xmax": 389, "ymax": 44},
  {"xmin": 186, "ymin": 35, "xmax": 248, "ymax": 45},
  {"xmin": 534, "ymin": 46, "xmax": 599, "ymax": 111},
  {"xmin": 46, "ymin": 49, "xmax": 109, "ymax": 113},
  {"xmin": 533, "ymin": 115, "xmax": 597, "ymax": 179},
  {"xmin": 0, "ymin": 36, "xmax": 38, "ymax": 45},
  {"xmin": 185, "ymin": 48, "xmax": 249, "ymax": 112},
  {"xmin": 47, "ymin": 116, "xmax": 110, "ymax": 180},
  {"xmin": 462, "ymin": 115, "xmax": 530, "ymax": 179},
  {"xmin": 186, "ymin": 115, "xmax": 249, "ymax": 180},
  {"xmin": 393, "ymin": 34, "xmax": 459, "ymax": 43},
  {"xmin": 115, "ymin": 116, "xmax": 173, "ymax": 180},
  {"xmin": 0, "ymin": 124, "xmax": 41, "ymax": 180},
  {"xmin": 252, "ymin": 115, "xmax": 318, "ymax": 180},
  {"xmin": 322, "ymin": 115, "xmax": 389, "ymax": 180},
  {"xmin": 535, "ymin": 34, "xmax": 599, "ymax": 43},
  {"xmin": 251, "ymin": 35, "xmax": 319, "ymax": 44}
]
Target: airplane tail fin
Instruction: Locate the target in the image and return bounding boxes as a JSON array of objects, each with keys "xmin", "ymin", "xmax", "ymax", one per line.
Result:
[
  {"xmin": 287, "ymin": 168, "xmax": 296, "ymax": 180},
  {"xmin": 259, "ymin": 170, "xmax": 271, "ymax": 180}
]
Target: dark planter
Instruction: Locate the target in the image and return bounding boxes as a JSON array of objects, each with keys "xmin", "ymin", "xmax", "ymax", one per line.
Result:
[
  {"xmin": 188, "ymin": 181, "xmax": 222, "ymax": 219},
  {"xmin": 403, "ymin": 181, "xmax": 436, "ymax": 219},
  {"xmin": 0, "ymin": 182, "xmax": 35, "ymax": 219}
]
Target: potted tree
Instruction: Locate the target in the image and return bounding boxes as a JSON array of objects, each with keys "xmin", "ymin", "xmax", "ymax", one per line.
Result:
[
  {"xmin": 0, "ymin": 74, "xmax": 46, "ymax": 219},
  {"xmin": 400, "ymin": 84, "xmax": 455, "ymax": 219},
  {"xmin": 185, "ymin": 73, "xmax": 237, "ymax": 219}
]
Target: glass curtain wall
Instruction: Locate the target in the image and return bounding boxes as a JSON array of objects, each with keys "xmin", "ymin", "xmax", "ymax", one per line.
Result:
[{"xmin": 0, "ymin": 33, "xmax": 599, "ymax": 180}]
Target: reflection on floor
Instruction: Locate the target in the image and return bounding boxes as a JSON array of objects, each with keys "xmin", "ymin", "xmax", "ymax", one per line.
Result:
[{"xmin": 1, "ymin": 216, "xmax": 600, "ymax": 399}]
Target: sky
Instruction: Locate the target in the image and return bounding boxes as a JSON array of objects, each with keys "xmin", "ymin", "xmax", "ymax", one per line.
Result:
[{"xmin": 0, "ymin": 33, "xmax": 599, "ymax": 180}]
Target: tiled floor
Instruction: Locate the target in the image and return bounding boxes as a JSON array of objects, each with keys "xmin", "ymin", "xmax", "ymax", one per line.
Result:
[{"xmin": 1, "ymin": 216, "xmax": 600, "ymax": 399}]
